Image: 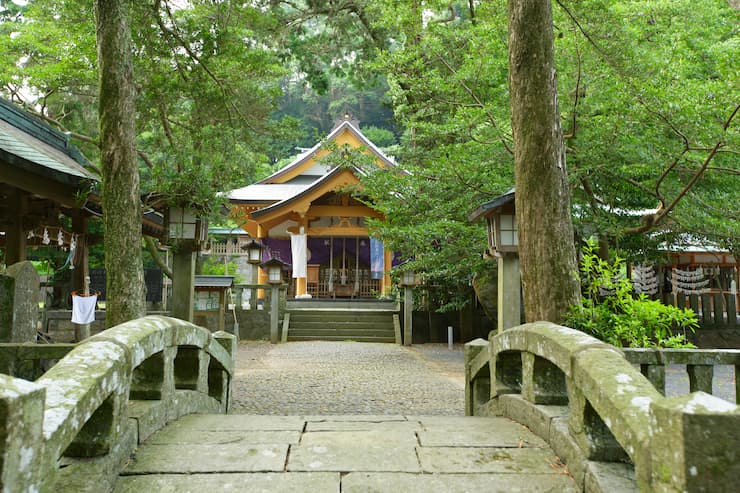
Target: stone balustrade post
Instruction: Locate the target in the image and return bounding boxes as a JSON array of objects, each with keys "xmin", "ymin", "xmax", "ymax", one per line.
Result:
[
  {"xmin": 212, "ymin": 331, "xmax": 236, "ymax": 412},
  {"xmin": 130, "ymin": 347, "xmax": 176, "ymax": 400},
  {"xmin": 686, "ymin": 364, "xmax": 713, "ymax": 394},
  {"xmin": 521, "ymin": 352, "xmax": 568, "ymax": 405},
  {"xmin": 0, "ymin": 374, "xmax": 49, "ymax": 492},
  {"xmin": 464, "ymin": 339, "xmax": 489, "ymax": 416},
  {"xmin": 650, "ymin": 392, "xmax": 739, "ymax": 492}
]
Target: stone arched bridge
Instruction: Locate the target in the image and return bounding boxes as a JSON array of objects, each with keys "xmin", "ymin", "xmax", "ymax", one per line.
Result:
[{"xmin": 1, "ymin": 317, "xmax": 738, "ymax": 492}]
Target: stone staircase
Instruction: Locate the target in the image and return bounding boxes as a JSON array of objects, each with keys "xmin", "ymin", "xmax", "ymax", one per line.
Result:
[{"xmin": 285, "ymin": 299, "xmax": 399, "ymax": 343}]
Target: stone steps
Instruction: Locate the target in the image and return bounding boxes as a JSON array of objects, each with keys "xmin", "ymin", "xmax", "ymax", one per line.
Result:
[{"xmin": 285, "ymin": 302, "xmax": 397, "ymax": 343}]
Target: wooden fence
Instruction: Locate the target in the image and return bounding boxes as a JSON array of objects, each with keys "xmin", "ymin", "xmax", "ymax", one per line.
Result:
[{"xmin": 661, "ymin": 292, "xmax": 739, "ymax": 329}]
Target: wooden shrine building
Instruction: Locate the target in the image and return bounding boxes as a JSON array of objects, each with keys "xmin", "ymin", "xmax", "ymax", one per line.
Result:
[
  {"xmin": 0, "ymin": 98, "xmax": 99, "ymax": 293},
  {"xmin": 227, "ymin": 116, "xmax": 398, "ymax": 299}
]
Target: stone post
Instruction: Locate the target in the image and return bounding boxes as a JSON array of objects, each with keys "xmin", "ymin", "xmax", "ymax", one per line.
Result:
[
  {"xmin": 213, "ymin": 331, "xmax": 236, "ymax": 412},
  {"xmin": 0, "ymin": 374, "xmax": 49, "ymax": 492},
  {"xmin": 464, "ymin": 338, "xmax": 490, "ymax": 416},
  {"xmin": 171, "ymin": 243, "xmax": 196, "ymax": 322},
  {"xmin": 270, "ymin": 285, "xmax": 279, "ymax": 344},
  {"xmin": 0, "ymin": 261, "xmax": 39, "ymax": 343},
  {"xmin": 403, "ymin": 285, "xmax": 413, "ymax": 346},
  {"xmin": 650, "ymin": 392, "xmax": 739, "ymax": 492},
  {"xmin": 497, "ymin": 253, "xmax": 521, "ymax": 332}
]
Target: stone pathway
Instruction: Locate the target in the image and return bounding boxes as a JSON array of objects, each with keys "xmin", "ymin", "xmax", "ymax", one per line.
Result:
[
  {"xmin": 231, "ymin": 341, "xmax": 466, "ymax": 415},
  {"xmin": 115, "ymin": 414, "xmax": 577, "ymax": 492}
]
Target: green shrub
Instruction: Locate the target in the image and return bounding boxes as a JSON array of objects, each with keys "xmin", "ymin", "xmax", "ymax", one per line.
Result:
[
  {"xmin": 565, "ymin": 239, "xmax": 697, "ymax": 348},
  {"xmin": 200, "ymin": 257, "xmax": 244, "ymax": 284}
]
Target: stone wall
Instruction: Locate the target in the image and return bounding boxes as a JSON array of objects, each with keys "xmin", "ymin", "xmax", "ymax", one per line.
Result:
[
  {"xmin": 0, "ymin": 261, "xmax": 39, "ymax": 343},
  {"xmin": 234, "ymin": 309, "xmax": 271, "ymax": 340}
]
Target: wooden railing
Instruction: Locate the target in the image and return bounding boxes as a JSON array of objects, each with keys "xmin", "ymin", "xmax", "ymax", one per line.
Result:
[
  {"xmin": 465, "ymin": 322, "xmax": 739, "ymax": 492},
  {"xmin": 0, "ymin": 315, "xmax": 236, "ymax": 492}
]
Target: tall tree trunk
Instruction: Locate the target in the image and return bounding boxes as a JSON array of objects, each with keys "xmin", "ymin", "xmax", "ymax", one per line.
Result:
[
  {"xmin": 96, "ymin": 0, "xmax": 146, "ymax": 327},
  {"xmin": 508, "ymin": 0, "xmax": 581, "ymax": 323}
]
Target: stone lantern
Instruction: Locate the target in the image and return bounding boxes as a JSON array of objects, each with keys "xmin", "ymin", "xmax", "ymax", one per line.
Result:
[
  {"xmin": 398, "ymin": 265, "xmax": 420, "ymax": 346},
  {"xmin": 469, "ymin": 188, "xmax": 522, "ymax": 332},
  {"xmin": 261, "ymin": 257, "xmax": 289, "ymax": 343},
  {"xmin": 242, "ymin": 238, "xmax": 264, "ymax": 265}
]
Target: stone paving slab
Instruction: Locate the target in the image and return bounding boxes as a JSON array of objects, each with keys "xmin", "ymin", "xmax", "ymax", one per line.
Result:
[
  {"xmin": 342, "ymin": 472, "xmax": 578, "ymax": 492},
  {"xmin": 115, "ymin": 473, "xmax": 340, "ymax": 493},
  {"xmin": 299, "ymin": 429, "xmax": 419, "ymax": 447},
  {"xmin": 415, "ymin": 415, "xmax": 548, "ymax": 448},
  {"xmin": 303, "ymin": 414, "xmax": 409, "ymax": 422},
  {"xmin": 288, "ymin": 443, "xmax": 421, "ymax": 473},
  {"xmin": 119, "ymin": 415, "xmax": 578, "ymax": 490},
  {"xmin": 146, "ymin": 429, "xmax": 302, "ymax": 445},
  {"xmin": 166, "ymin": 414, "xmax": 305, "ymax": 431},
  {"xmin": 124, "ymin": 443, "xmax": 288, "ymax": 473},
  {"xmin": 289, "ymin": 429, "xmax": 421, "ymax": 473},
  {"xmin": 305, "ymin": 420, "xmax": 421, "ymax": 432},
  {"xmin": 418, "ymin": 446, "xmax": 564, "ymax": 474}
]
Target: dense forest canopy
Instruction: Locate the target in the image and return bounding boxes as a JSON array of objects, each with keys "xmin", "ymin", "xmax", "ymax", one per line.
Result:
[{"xmin": 1, "ymin": 0, "xmax": 737, "ymax": 312}]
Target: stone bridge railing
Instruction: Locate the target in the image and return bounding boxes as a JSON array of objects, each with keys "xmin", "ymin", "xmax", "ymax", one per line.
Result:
[
  {"xmin": 465, "ymin": 322, "xmax": 739, "ymax": 493},
  {"xmin": 0, "ymin": 315, "xmax": 236, "ymax": 493}
]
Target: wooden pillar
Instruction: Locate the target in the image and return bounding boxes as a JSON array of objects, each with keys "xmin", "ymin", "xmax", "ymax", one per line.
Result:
[
  {"xmin": 296, "ymin": 277, "xmax": 307, "ymax": 297},
  {"xmin": 71, "ymin": 213, "xmax": 89, "ymax": 294},
  {"xmin": 294, "ymin": 220, "xmax": 308, "ymax": 297},
  {"xmin": 4, "ymin": 190, "xmax": 28, "ymax": 265},
  {"xmin": 256, "ymin": 225, "xmax": 266, "ymax": 300},
  {"xmin": 382, "ymin": 249, "xmax": 393, "ymax": 296}
]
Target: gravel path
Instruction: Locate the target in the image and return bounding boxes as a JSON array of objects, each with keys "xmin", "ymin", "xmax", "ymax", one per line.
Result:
[
  {"xmin": 231, "ymin": 341, "xmax": 466, "ymax": 415},
  {"xmin": 230, "ymin": 341, "xmax": 736, "ymax": 416}
]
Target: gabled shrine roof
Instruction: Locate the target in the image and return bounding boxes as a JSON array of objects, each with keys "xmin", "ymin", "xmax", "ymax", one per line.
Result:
[
  {"xmin": 0, "ymin": 98, "xmax": 99, "ymax": 186},
  {"xmin": 250, "ymin": 166, "xmax": 362, "ymax": 219},
  {"xmin": 226, "ymin": 183, "xmax": 312, "ymax": 204},
  {"xmin": 258, "ymin": 119, "xmax": 396, "ymax": 185}
]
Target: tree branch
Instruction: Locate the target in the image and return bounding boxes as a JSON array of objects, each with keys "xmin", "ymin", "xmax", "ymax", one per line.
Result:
[
  {"xmin": 144, "ymin": 236, "xmax": 172, "ymax": 279},
  {"xmin": 434, "ymin": 53, "xmax": 514, "ymax": 155},
  {"xmin": 137, "ymin": 149, "xmax": 154, "ymax": 169},
  {"xmin": 563, "ymin": 32, "xmax": 582, "ymax": 140}
]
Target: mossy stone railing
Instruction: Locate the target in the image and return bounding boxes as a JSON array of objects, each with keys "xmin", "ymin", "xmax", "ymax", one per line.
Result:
[
  {"xmin": 622, "ymin": 347, "xmax": 740, "ymax": 403},
  {"xmin": 0, "ymin": 315, "xmax": 236, "ymax": 493},
  {"xmin": 465, "ymin": 322, "xmax": 739, "ymax": 492}
]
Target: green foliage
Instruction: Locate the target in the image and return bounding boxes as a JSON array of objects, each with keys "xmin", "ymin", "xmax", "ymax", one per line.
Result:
[
  {"xmin": 360, "ymin": 125, "xmax": 397, "ymax": 148},
  {"xmin": 0, "ymin": 0, "xmax": 291, "ymax": 215},
  {"xmin": 565, "ymin": 239, "xmax": 697, "ymax": 348},
  {"xmin": 200, "ymin": 256, "xmax": 244, "ymax": 284}
]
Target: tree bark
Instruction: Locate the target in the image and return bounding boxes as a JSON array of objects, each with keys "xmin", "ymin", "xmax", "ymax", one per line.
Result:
[
  {"xmin": 508, "ymin": 0, "xmax": 581, "ymax": 323},
  {"xmin": 96, "ymin": 0, "xmax": 146, "ymax": 327}
]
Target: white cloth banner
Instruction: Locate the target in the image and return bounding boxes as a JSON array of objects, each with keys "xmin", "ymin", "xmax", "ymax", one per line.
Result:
[
  {"xmin": 291, "ymin": 233, "xmax": 307, "ymax": 278},
  {"xmin": 71, "ymin": 294, "xmax": 97, "ymax": 324}
]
